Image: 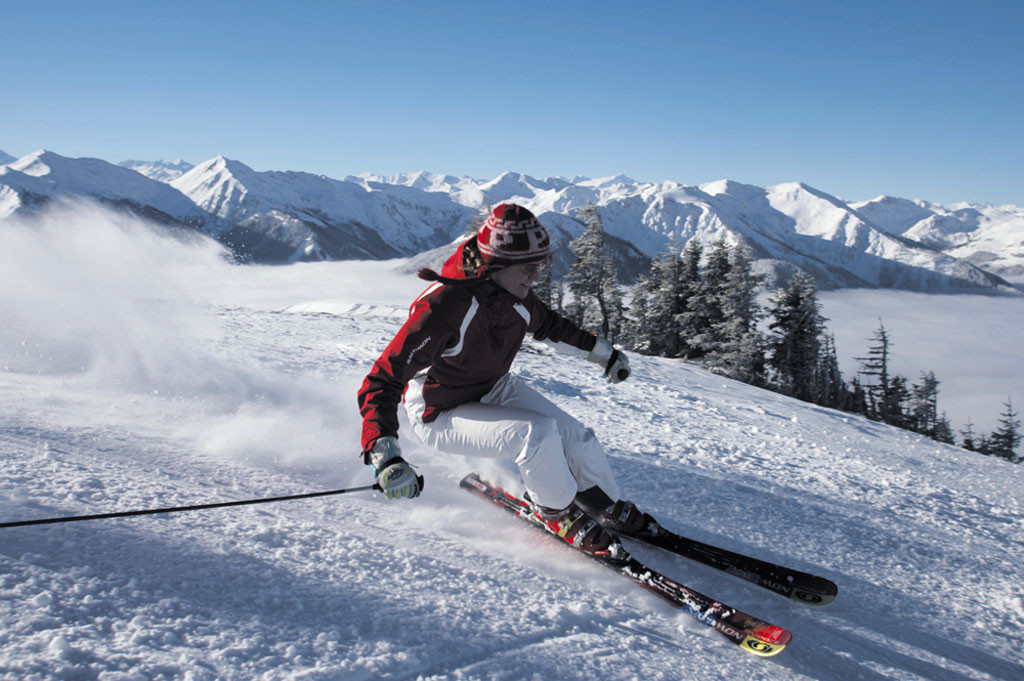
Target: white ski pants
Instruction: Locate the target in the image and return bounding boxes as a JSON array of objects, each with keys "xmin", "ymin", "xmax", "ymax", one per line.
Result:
[{"xmin": 404, "ymin": 373, "xmax": 620, "ymax": 510}]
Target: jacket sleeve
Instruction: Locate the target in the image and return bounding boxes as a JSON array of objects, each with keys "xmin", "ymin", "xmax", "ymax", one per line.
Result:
[
  {"xmin": 357, "ymin": 290, "xmax": 461, "ymax": 452},
  {"xmin": 525, "ymin": 293, "xmax": 597, "ymax": 358}
]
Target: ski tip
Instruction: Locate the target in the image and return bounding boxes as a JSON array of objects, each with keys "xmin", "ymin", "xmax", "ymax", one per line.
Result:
[
  {"xmin": 792, "ymin": 590, "xmax": 836, "ymax": 606},
  {"xmin": 741, "ymin": 625, "xmax": 791, "ymax": 657},
  {"xmin": 791, "ymin": 579, "xmax": 839, "ymax": 606}
]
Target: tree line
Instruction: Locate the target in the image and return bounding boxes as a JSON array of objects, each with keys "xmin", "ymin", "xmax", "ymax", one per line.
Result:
[{"xmin": 533, "ymin": 205, "xmax": 1021, "ymax": 464}]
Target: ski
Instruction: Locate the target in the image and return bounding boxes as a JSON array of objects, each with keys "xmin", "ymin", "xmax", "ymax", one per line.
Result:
[
  {"xmin": 630, "ymin": 520, "xmax": 838, "ymax": 606},
  {"xmin": 460, "ymin": 473, "xmax": 791, "ymax": 658}
]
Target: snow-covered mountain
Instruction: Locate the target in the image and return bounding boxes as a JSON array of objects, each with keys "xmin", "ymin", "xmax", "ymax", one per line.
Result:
[
  {"xmin": 355, "ymin": 170, "xmax": 488, "ymax": 207},
  {"xmin": 424, "ymin": 172, "xmax": 1014, "ymax": 291},
  {"xmin": 0, "ymin": 152, "xmax": 476, "ymax": 264},
  {"xmin": 1, "ymin": 149, "xmax": 1020, "ymax": 291},
  {"xmin": 172, "ymin": 157, "xmax": 473, "ymax": 263},
  {"xmin": 853, "ymin": 195, "xmax": 1024, "ymax": 278},
  {"xmin": 0, "ymin": 149, "xmax": 16, "ymax": 165},
  {"xmin": 0, "ymin": 151, "xmax": 210, "ymax": 232},
  {"xmin": 345, "ymin": 170, "xmax": 1020, "ymax": 292},
  {"xmin": 119, "ymin": 158, "xmax": 195, "ymax": 183}
]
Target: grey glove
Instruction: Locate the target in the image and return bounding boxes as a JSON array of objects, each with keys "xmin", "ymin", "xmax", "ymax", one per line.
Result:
[
  {"xmin": 587, "ymin": 337, "xmax": 631, "ymax": 384},
  {"xmin": 365, "ymin": 436, "xmax": 421, "ymax": 499}
]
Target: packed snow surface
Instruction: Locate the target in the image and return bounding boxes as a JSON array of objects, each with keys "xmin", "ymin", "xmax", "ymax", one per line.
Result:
[{"xmin": 1, "ymin": 207, "xmax": 1022, "ymax": 681}]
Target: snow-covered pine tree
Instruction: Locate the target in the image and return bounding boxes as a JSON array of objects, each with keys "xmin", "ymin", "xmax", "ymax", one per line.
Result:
[
  {"xmin": 531, "ymin": 256, "xmax": 557, "ymax": 310},
  {"xmin": 855, "ymin": 320, "xmax": 905, "ymax": 425},
  {"xmin": 628, "ymin": 284, "xmax": 655, "ymax": 354},
  {"xmin": 960, "ymin": 419, "xmax": 978, "ymax": 452},
  {"xmin": 553, "ymin": 278, "xmax": 565, "ymax": 314},
  {"xmin": 848, "ymin": 376, "xmax": 870, "ymax": 415},
  {"xmin": 886, "ymin": 375, "xmax": 911, "ymax": 429},
  {"xmin": 988, "ymin": 398, "xmax": 1022, "ymax": 463},
  {"xmin": 708, "ymin": 243, "xmax": 765, "ymax": 384},
  {"xmin": 673, "ymin": 239, "xmax": 705, "ymax": 357},
  {"xmin": 566, "ymin": 204, "xmax": 624, "ymax": 340},
  {"xmin": 766, "ymin": 271, "xmax": 825, "ymax": 402},
  {"xmin": 685, "ymin": 240, "xmax": 730, "ymax": 357},
  {"xmin": 933, "ymin": 412, "xmax": 955, "ymax": 445},
  {"xmin": 816, "ymin": 333, "xmax": 848, "ymax": 409},
  {"xmin": 908, "ymin": 371, "xmax": 941, "ymax": 438},
  {"xmin": 603, "ymin": 271, "xmax": 626, "ymax": 342},
  {"xmin": 629, "ymin": 245, "xmax": 690, "ymax": 356}
]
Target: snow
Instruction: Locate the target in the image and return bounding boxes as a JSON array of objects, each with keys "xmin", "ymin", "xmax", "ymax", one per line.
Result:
[
  {"xmin": 119, "ymin": 159, "xmax": 195, "ymax": 183},
  {"xmin": 171, "ymin": 156, "xmax": 474, "ymax": 258},
  {"xmin": 854, "ymin": 196, "xmax": 1024, "ymax": 278},
  {"xmin": 2, "ymin": 206, "xmax": 1023, "ymax": 680}
]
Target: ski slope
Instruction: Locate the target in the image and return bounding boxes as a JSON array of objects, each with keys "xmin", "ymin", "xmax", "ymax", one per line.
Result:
[{"xmin": 1, "ymin": 208, "xmax": 1022, "ymax": 681}]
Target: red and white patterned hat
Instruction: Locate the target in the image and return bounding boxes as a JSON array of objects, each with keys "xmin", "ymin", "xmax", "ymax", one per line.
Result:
[{"xmin": 476, "ymin": 204, "xmax": 550, "ymax": 266}]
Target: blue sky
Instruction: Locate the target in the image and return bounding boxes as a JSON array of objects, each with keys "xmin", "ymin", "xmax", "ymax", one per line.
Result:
[{"xmin": 3, "ymin": 0, "xmax": 1022, "ymax": 205}]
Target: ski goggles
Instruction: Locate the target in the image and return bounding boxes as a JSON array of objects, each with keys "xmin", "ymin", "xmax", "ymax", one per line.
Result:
[{"xmin": 520, "ymin": 260, "xmax": 548, "ymax": 276}]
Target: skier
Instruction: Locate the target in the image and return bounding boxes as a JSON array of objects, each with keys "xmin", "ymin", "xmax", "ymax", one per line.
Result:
[{"xmin": 357, "ymin": 203, "xmax": 647, "ymax": 553}]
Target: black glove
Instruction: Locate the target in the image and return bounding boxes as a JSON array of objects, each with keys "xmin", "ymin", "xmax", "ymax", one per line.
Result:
[{"xmin": 587, "ymin": 337, "xmax": 631, "ymax": 383}]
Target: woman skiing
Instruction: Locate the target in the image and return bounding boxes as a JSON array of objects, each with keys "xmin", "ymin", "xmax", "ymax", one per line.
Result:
[{"xmin": 357, "ymin": 203, "xmax": 646, "ymax": 553}]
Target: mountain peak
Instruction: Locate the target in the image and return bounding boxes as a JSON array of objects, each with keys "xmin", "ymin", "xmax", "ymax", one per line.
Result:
[
  {"xmin": 577, "ymin": 174, "xmax": 638, "ymax": 189},
  {"xmin": 170, "ymin": 156, "xmax": 259, "ymax": 217},
  {"xmin": 120, "ymin": 158, "xmax": 196, "ymax": 183},
  {"xmin": 700, "ymin": 178, "xmax": 764, "ymax": 198},
  {"xmin": 8, "ymin": 149, "xmax": 62, "ymax": 176},
  {"xmin": 178, "ymin": 155, "xmax": 256, "ymax": 181}
]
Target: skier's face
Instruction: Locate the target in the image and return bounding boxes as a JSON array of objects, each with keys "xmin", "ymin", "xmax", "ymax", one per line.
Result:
[{"xmin": 490, "ymin": 262, "xmax": 545, "ymax": 299}]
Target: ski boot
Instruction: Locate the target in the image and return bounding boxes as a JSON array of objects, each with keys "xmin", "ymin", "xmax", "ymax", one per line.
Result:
[
  {"xmin": 528, "ymin": 497, "xmax": 618, "ymax": 558},
  {"xmin": 574, "ymin": 487, "xmax": 663, "ymax": 539}
]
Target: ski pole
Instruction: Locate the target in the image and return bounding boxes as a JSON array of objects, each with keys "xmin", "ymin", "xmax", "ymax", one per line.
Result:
[{"xmin": 0, "ymin": 483, "xmax": 382, "ymax": 529}]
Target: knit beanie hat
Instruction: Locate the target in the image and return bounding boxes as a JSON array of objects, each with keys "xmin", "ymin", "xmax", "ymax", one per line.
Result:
[
  {"xmin": 477, "ymin": 204, "xmax": 550, "ymax": 267},
  {"xmin": 416, "ymin": 204, "xmax": 551, "ymax": 285}
]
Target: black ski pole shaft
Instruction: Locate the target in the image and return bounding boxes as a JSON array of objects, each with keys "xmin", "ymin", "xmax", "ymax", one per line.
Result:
[{"xmin": 0, "ymin": 483, "xmax": 382, "ymax": 529}]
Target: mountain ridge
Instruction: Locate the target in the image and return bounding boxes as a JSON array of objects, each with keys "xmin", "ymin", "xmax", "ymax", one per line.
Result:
[{"xmin": 1, "ymin": 149, "xmax": 1020, "ymax": 290}]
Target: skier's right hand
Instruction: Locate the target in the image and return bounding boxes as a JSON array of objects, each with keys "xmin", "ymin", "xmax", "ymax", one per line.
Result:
[{"xmin": 365, "ymin": 436, "xmax": 421, "ymax": 499}]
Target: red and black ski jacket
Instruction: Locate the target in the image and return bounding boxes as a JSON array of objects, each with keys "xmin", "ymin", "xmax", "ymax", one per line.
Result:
[{"xmin": 358, "ymin": 239, "xmax": 596, "ymax": 452}]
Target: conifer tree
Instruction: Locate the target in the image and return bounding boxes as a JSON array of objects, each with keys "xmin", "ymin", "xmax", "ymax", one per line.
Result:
[
  {"xmin": 686, "ymin": 240, "xmax": 730, "ymax": 356},
  {"xmin": 856, "ymin": 320, "xmax": 900, "ymax": 423},
  {"xmin": 933, "ymin": 412, "xmax": 955, "ymax": 445},
  {"xmin": 766, "ymin": 271, "xmax": 825, "ymax": 402},
  {"xmin": 908, "ymin": 371, "xmax": 941, "ymax": 437},
  {"xmin": 631, "ymin": 248, "xmax": 685, "ymax": 356},
  {"xmin": 886, "ymin": 376, "xmax": 911, "ymax": 429},
  {"xmin": 603, "ymin": 268, "xmax": 627, "ymax": 342},
  {"xmin": 531, "ymin": 254, "xmax": 556, "ymax": 309},
  {"xmin": 710, "ymin": 243, "xmax": 765, "ymax": 384},
  {"xmin": 988, "ymin": 398, "xmax": 1022, "ymax": 463},
  {"xmin": 566, "ymin": 204, "xmax": 624, "ymax": 340},
  {"xmin": 960, "ymin": 419, "xmax": 978, "ymax": 452},
  {"xmin": 628, "ymin": 284, "xmax": 656, "ymax": 354},
  {"xmin": 816, "ymin": 333, "xmax": 849, "ymax": 409},
  {"xmin": 674, "ymin": 240, "xmax": 706, "ymax": 357},
  {"xmin": 848, "ymin": 376, "xmax": 870, "ymax": 415}
]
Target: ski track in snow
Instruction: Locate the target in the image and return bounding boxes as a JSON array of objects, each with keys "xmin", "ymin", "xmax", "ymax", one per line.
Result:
[{"xmin": 2, "ymin": 222, "xmax": 1023, "ymax": 680}]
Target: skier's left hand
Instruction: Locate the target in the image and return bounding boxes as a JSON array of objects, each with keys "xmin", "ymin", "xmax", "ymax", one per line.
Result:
[
  {"xmin": 605, "ymin": 348, "xmax": 630, "ymax": 383},
  {"xmin": 587, "ymin": 337, "xmax": 631, "ymax": 383}
]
